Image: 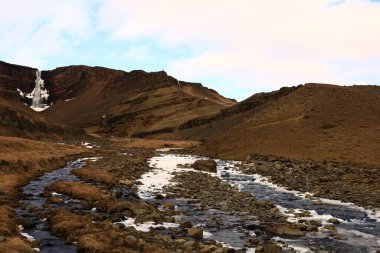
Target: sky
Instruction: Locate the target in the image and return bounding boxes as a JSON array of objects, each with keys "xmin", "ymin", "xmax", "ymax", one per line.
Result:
[{"xmin": 1, "ymin": 0, "xmax": 380, "ymax": 101}]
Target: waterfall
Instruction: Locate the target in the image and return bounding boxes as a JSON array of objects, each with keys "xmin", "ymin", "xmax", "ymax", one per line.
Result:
[{"xmin": 27, "ymin": 70, "xmax": 50, "ymax": 112}]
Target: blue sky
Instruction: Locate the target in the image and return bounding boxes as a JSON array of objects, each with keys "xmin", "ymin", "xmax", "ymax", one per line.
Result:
[{"xmin": 1, "ymin": 0, "xmax": 380, "ymax": 101}]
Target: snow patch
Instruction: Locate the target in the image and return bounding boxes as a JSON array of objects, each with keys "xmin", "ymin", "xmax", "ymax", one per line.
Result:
[
  {"xmin": 138, "ymin": 154, "xmax": 214, "ymax": 198},
  {"xmin": 20, "ymin": 232, "xmax": 35, "ymax": 242},
  {"xmin": 81, "ymin": 142, "xmax": 100, "ymax": 149},
  {"xmin": 116, "ymin": 217, "xmax": 179, "ymax": 232},
  {"xmin": 155, "ymin": 148, "xmax": 183, "ymax": 152},
  {"xmin": 230, "ymin": 165, "xmax": 380, "ymax": 222},
  {"xmin": 16, "ymin": 88, "xmax": 24, "ymax": 97}
]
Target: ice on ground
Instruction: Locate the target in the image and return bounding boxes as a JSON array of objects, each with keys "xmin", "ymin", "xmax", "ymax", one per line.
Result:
[
  {"xmin": 155, "ymin": 148, "xmax": 183, "ymax": 152},
  {"xmin": 17, "ymin": 88, "xmax": 24, "ymax": 97},
  {"xmin": 81, "ymin": 142, "xmax": 100, "ymax": 149},
  {"xmin": 276, "ymin": 205, "xmax": 344, "ymax": 225},
  {"xmin": 138, "ymin": 154, "xmax": 200, "ymax": 198},
  {"xmin": 64, "ymin": 97, "xmax": 75, "ymax": 102},
  {"xmin": 117, "ymin": 217, "xmax": 179, "ymax": 232},
  {"xmin": 81, "ymin": 156, "xmax": 103, "ymax": 162},
  {"xmin": 30, "ymin": 105, "xmax": 50, "ymax": 112},
  {"xmin": 51, "ymin": 191, "xmax": 62, "ymax": 196},
  {"xmin": 228, "ymin": 165, "xmax": 380, "ymax": 222},
  {"xmin": 203, "ymin": 231, "xmax": 213, "ymax": 239},
  {"xmin": 335, "ymin": 228, "xmax": 380, "ymax": 248},
  {"xmin": 21, "ymin": 232, "xmax": 35, "ymax": 242}
]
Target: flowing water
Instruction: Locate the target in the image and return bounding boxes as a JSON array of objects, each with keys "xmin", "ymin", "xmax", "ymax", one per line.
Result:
[
  {"xmin": 16, "ymin": 153, "xmax": 380, "ymax": 253},
  {"xmin": 16, "ymin": 159, "xmax": 90, "ymax": 253},
  {"xmin": 144, "ymin": 153, "xmax": 380, "ymax": 253}
]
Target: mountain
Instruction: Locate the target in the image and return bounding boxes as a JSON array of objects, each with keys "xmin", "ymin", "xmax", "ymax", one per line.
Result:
[
  {"xmin": 169, "ymin": 84, "xmax": 380, "ymax": 165},
  {"xmin": 0, "ymin": 61, "xmax": 83, "ymax": 140},
  {"xmin": 40, "ymin": 65, "xmax": 235, "ymax": 136},
  {"xmin": 0, "ymin": 61, "xmax": 235, "ymax": 138}
]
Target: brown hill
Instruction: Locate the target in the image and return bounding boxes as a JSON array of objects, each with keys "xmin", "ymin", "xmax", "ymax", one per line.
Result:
[
  {"xmin": 40, "ymin": 65, "xmax": 235, "ymax": 136},
  {"xmin": 168, "ymin": 84, "xmax": 380, "ymax": 165},
  {"xmin": 0, "ymin": 60, "xmax": 235, "ymax": 138}
]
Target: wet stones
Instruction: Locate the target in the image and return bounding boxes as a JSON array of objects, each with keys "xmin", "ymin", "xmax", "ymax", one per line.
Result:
[
  {"xmin": 187, "ymin": 226, "xmax": 203, "ymax": 239},
  {"xmin": 256, "ymin": 240, "xmax": 282, "ymax": 253},
  {"xmin": 241, "ymin": 155, "xmax": 380, "ymax": 209},
  {"xmin": 262, "ymin": 223, "xmax": 304, "ymax": 237},
  {"xmin": 119, "ymin": 179, "xmax": 134, "ymax": 187},
  {"xmin": 163, "ymin": 202, "xmax": 175, "ymax": 210},
  {"xmin": 327, "ymin": 218, "xmax": 340, "ymax": 224},
  {"xmin": 167, "ymin": 171, "xmax": 286, "ymax": 223},
  {"xmin": 193, "ymin": 160, "xmax": 217, "ymax": 173},
  {"xmin": 113, "ymin": 186, "xmax": 140, "ymax": 200}
]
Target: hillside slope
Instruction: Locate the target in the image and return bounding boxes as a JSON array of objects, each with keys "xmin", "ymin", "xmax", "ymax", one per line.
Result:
[
  {"xmin": 173, "ymin": 84, "xmax": 380, "ymax": 165},
  {"xmin": 40, "ymin": 66, "xmax": 235, "ymax": 136}
]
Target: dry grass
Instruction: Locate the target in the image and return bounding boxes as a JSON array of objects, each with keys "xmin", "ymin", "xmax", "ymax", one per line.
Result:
[
  {"xmin": 0, "ymin": 205, "xmax": 17, "ymax": 236},
  {"xmin": 47, "ymin": 181, "xmax": 111, "ymax": 204},
  {"xmin": 185, "ymin": 84, "xmax": 380, "ymax": 165},
  {"xmin": 73, "ymin": 163, "xmax": 116, "ymax": 185},
  {"xmin": 109, "ymin": 137, "xmax": 199, "ymax": 149},
  {"xmin": 49, "ymin": 209, "xmax": 94, "ymax": 236},
  {"xmin": 0, "ymin": 237, "xmax": 35, "ymax": 253},
  {"xmin": 0, "ymin": 136, "xmax": 84, "ymax": 162}
]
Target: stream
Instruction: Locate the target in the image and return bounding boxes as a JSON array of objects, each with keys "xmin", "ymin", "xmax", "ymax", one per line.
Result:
[
  {"xmin": 15, "ymin": 152, "xmax": 380, "ymax": 253},
  {"xmin": 16, "ymin": 158, "xmax": 94, "ymax": 253},
  {"xmin": 144, "ymin": 153, "xmax": 380, "ymax": 253}
]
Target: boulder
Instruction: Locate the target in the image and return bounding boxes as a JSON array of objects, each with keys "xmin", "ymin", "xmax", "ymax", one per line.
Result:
[
  {"xmin": 187, "ymin": 226, "xmax": 203, "ymax": 239},
  {"xmin": 193, "ymin": 160, "xmax": 217, "ymax": 173},
  {"xmin": 263, "ymin": 223, "xmax": 304, "ymax": 237}
]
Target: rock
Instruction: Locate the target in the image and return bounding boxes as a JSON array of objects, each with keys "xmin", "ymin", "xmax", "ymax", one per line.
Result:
[
  {"xmin": 328, "ymin": 218, "xmax": 340, "ymax": 224},
  {"xmin": 263, "ymin": 223, "xmax": 304, "ymax": 237},
  {"xmin": 176, "ymin": 238, "xmax": 186, "ymax": 244},
  {"xmin": 193, "ymin": 160, "xmax": 217, "ymax": 173},
  {"xmin": 180, "ymin": 221, "xmax": 193, "ymax": 229},
  {"xmin": 261, "ymin": 241, "xmax": 282, "ymax": 253},
  {"xmin": 256, "ymin": 245, "xmax": 264, "ymax": 252},
  {"xmin": 323, "ymin": 224, "xmax": 336, "ymax": 231},
  {"xmin": 113, "ymin": 186, "xmax": 140, "ymax": 200},
  {"xmin": 124, "ymin": 235, "xmax": 138, "ymax": 247},
  {"xmin": 183, "ymin": 240, "xmax": 196, "ymax": 249},
  {"xmin": 119, "ymin": 179, "xmax": 134, "ymax": 187},
  {"xmin": 200, "ymin": 245, "xmax": 212, "ymax": 253},
  {"xmin": 312, "ymin": 199, "xmax": 323, "ymax": 205},
  {"xmin": 188, "ymin": 226, "xmax": 203, "ymax": 239},
  {"xmin": 244, "ymin": 236, "xmax": 259, "ymax": 247},
  {"xmin": 164, "ymin": 202, "xmax": 175, "ymax": 210},
  {"xmin": 273, "ymin": 162, "xmax": 282, "ymax": 170},
  {"xmin": 296, "ymin": 222, "xmax": 308, "ymax": 231},
  {"xmin": 112, "ymin": 223, "xmax": 125, "ymax": 230}
]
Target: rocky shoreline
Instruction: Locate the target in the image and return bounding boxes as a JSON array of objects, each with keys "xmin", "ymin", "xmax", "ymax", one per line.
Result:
[{"xmin": 239, "ymin": 154, "xmax": 380, "ymax": 209}]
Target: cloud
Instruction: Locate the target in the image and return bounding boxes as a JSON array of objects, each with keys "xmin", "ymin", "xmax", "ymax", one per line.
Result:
[
  {"xmin": 0, "ymin": 0, "xmax": 94, "ymax": 68},
  {"xmin": 97, "ymin": 0, "xmax": 380, "ymax": 98}
]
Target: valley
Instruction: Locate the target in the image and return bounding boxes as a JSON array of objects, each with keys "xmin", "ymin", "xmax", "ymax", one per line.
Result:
[{"xmin": 0, "ymin": 60, "xmax": 379, "ymax": 253}]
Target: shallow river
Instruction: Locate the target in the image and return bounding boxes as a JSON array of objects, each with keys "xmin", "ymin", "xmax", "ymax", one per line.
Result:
[
  {"xmin": 16, "ymin": 153, "xmax": 380, "ymax": 253},
  {"xmin": 143, "ymin": 153, "xmax": 380, "ymax": 253}
]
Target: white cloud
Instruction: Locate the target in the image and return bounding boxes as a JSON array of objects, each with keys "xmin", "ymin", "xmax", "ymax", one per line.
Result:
[
  {"xmin": 97, "ymin": 0, "xmax": 380, "ymax": 97},
  {"xmin": 0, "ymin": 0, "xmax": 94, "ymax": 68}
]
